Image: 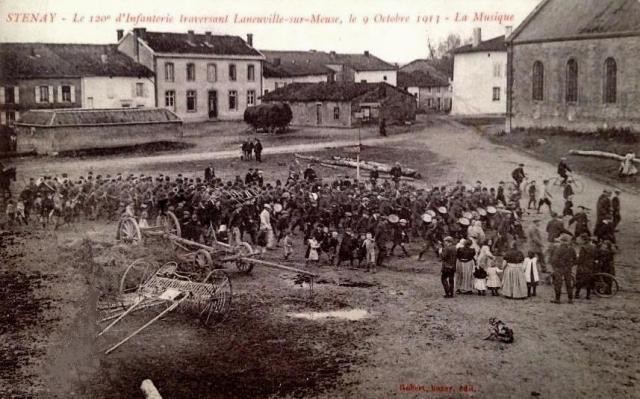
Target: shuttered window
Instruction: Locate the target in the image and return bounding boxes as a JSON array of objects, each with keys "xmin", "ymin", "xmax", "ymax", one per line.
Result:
[
  {"xmin": 566, "ymin": 59, "xmax": 578, "ymax": 103},
  {"xmin": 603, "ymin": 58, "xmax": 617, "ymax": 104},
  {"xmin": 228, "ymin": 90, "xmax": 237, "ymax": 110},
  {"xmin": 186, "ymin": 90, "xmax": 197, "ymax": 112},
  {"xmin": 186, "ymin": 63, "xmax": 196, "ymax": 81},
  {"xmin": 165, "ymin": 63, "xmax": 175, "ymax": 82},
  {"xmin": 247, "ymin": 90, "xmax": 255, "ymax": 106},
  {"xmin": 61, "ymin": 85, "xmax": 72, "ymax": 102},
  {"xmin": 247, "ymin": 65, "xmax": 255, "ymax": 81},
  {"xmin": 207, "ymin": 63, "xmax": 217, "ymax": 82},
  {"xmin": 532, "ymin": 61, "xmax": 544, "ymax": 101},
  {"xmin": 229, "ymin": 64, "xmax": 237, "ymax": 81}
]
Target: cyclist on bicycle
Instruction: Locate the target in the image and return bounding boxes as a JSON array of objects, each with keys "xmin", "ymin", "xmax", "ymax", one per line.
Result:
[{"xmin": 557, "ymin": 157, "xmax": 572, "ymax": 184}]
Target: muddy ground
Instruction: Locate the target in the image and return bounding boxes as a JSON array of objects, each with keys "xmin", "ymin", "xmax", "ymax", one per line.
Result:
[{"xmin": 1, "ymin": 117, "xmax": 639, "ymax": 398}]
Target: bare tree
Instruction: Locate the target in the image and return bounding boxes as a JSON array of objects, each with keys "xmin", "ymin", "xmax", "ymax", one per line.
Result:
[{"xmin": 436, "ymin": 34, "xmax": 462, "ymax": 58}]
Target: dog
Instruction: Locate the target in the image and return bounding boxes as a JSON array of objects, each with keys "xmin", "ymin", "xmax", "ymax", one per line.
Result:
[{"xmin": 484, "ymin": 317, "xmax": 514, "ymax": 343}]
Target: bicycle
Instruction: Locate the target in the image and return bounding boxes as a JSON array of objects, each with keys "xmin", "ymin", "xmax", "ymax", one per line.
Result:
[
  {"xmin": 549, "ymin": 174, "xmax": 584, "ymax": 194},
  {"xmin": 549, "ymin": 271, "xmax": 619, "ymax": 298}
]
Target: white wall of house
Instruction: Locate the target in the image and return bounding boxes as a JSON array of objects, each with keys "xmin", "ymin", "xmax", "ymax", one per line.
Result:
[
  {"xmin": 156, "ymin": 56, "xmax": 263, "ymax": 122},
  {"xmin": 82, "ymin": 77, "xmax": 155, "ymax": 109},
  {"xmin": 452, "ymin": 51, "xmax": 507, "ymax": 115},
  {"xmin": 354, "ymin": 70, "xmax": 397, "ymax": 86},
  {"xmin": 261, "ymin": 74, "xmax": 329, "ymax": 95}
]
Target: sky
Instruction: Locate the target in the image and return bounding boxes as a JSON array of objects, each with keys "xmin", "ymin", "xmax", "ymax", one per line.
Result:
[{"xmin": 0, "ymin": 0, "xmax": 542, "ymax": 64}]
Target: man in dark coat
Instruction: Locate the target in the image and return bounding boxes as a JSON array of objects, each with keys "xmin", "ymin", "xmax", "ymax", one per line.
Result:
[
  {"xmin": 574, "ymin": 234, "xmax": 598, "ymax": 300},
  {"xmin": 254, "ymin": 138, "xmax": 263, "ymax": 162},
  {"xmin": 204, "ymin": 163, "xmax": 215, "ymax": 182},
  {"xmin": 612, "ymin": 190, "xmax": 621, "ymax": 229},
  {"xmin": 390, "ymin": 162, "xmax": 402, "ymax": 189},
  {"xmin": 511, "ymin": 163, "xmax": 526, "ymax": 191},
  {"xmin": 595, "ymin": 189, "xmax": 612, "ymax": 229},
  {"xmin": 594, "ymin": 218, "xmax": 616, "ymax": 244},
  {"xmin": 440, "ymin": 236, "xmax": 457, "ymax": 298},
  {"xmin": 335, "ymin": 230, "xmax": 356, "ymax": 267},
  {"xmin": 550, "ymin": 234, "xmax": 576, "ymax": 304},
  {"xmin": 557, "ymin": 157, "xmax": 572, "ymax": 184},
  {"xmin": 568, "ymin": 206, "xmax": 590, "ymax": 237},
  {"xmin": 546, "ymin": 212, "xmax": 571, "ymax": 243}
]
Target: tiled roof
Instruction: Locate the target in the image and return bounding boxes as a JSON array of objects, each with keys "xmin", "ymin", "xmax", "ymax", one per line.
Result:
[
  {"xmin": 263, "ymin": 59, "xmax": 334, "ymax": 78},
  {"xmin": 16, "ymin": 108, "xmax": 181, "ymax": 126},
  {"xmin": 454, "ymin": 36, "xmax": 506, "ymax": 54},
  {"xmin": 261, "ymin": 82, "xmax": 408, "ymax": 102},
  {"xmin": 261, "ymin": 50, "xmax": 396, "ymax": 72},
  {"xmin": 139, "ymin": 31, "xmax": 262, "ymax": 56},
  {"xmin": 510, "ymin": 0, "xmax": 640, "ymax": 43},
  {"xmin": 400, "ymin": 59, "xmax": 450, "ymax": 81},
  {"xmin": 397, "ymin": 70, "xmax": 449, "ymax": 88},
  {"xmin": 0, "ymin": 43, "xmax": 153, "ymax": 79},
  {"xmin": 0, "ymin": 43, "xmax": 153, "ymax": 80}
]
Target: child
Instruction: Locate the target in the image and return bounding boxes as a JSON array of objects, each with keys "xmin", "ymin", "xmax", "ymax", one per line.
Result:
[
  {"xmin": 283, "ymin": 230, "xmax": 293, "ymax": 260},
  {"xmin": 363, "ymin": 232, "xmax": 377, "ymax": 273},
  {"xmin": 473, "ymin": 266, "xmax": 488, "ymax": 296},
  {"xmin": 15, "ymin": 200, "xmax": 26, "ymax": 225},
  {"xmin": 306, "ymin": 236, "xmax": 320, "ymax": 265},
  {"xmin": 527, "ymin": 180, "xmax": 537, "ymax": 210},
  {"xmin": 524, "ymin": 251, "xmax": 540, "ymax": 297},
  {"xmin": 139, "ymin": 210, "xmax": 150, "ymax": 229},
  {"xmin": 5, "ymin": 200, "xmax": 16, "ymax": 228},
  {"xmin": 563, "ymin": 195, "xmax": 574, "ymax": 217},
  {"xmin": 486, "ymin": 261, "xmax": 503, "ymax": 296}
]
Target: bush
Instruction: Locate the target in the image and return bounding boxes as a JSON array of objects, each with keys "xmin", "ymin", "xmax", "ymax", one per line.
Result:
[
  {"xmin": 514, "ymin": 126, "xmax": 639, "ymax": 143},
  {"xmin": 244, "ymin": 102, "xmax": 293, "ymax": 133}
]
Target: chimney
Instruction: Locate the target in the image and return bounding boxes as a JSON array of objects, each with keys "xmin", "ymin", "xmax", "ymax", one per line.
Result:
[
  {"xmin": 364, "ymin": 50, "xmax": 370, "ymax": 56},
  {"xmin": 117, "ymin": 29, "xmax": 124, "ymax": 41},
  {"xmin": 472, "ymin": 27, "xmax": 482, "ymax": 47},
  {"xmin": 273, "ymin": 57, "xmax": 281, "ymax": 66},
  {"xmin": 187, "ymin": 30, "xmax": 195, "ymax": 43},
  {"xmin": 505, "ymin": 25, "xmax": 513, "ymax": 37},
  {"xmin": 246, "ymin": 33, "xmax": 253, "ymax": 47},
  {"xmin": 132, "ymin": 27, "xmax": 146, "ymax": 60},
  {"xmin": 330, "ymin": 50, "xmax": 336, "ymax": 58}
]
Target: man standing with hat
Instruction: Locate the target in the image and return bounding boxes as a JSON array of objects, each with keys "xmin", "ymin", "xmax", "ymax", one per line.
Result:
[
  {"xmin": 595, "ymin": 189, "xmax": 612, "ymax": 230},
  {"xmin": 557, "ymin": 157, "xmax": 572, "ymax": 185},
  {"xmin": 612, "ymin": 190, "xmax": 621, "ymax": 230},
  {"xmin": 550, "ymin": 233, "xmax": 576, "ymax": 304},
  {"xmin": 440, "ymin": 236, "xmax": 457, "ymax": 298},
  {"xmin": 511, "ymin": 163, "xmax": 526, "ymax": 191},
  {"xmin": 569, "ymin": 206, "xmax": 590, "ymax": 237},
  {"xmin": 574, "ymin": 233, "xmax": 598, "ymax": 300}
]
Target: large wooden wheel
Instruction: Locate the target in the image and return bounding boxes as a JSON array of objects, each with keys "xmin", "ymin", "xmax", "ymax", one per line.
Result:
[
  {"xmin": 117, "ymin": 217, "xmax": 142, "ymax": 244},
  {"xmin": 233, "ymin": 241, "xmax": 255, "ymax": 274},
  {"xmin": 160, "ymin": 211, "xmax": 181, "ymax": 238},
  {"xmin": 198, "ymin": 270, "xmax": 232, "ymax": 327},
  {"xmin": 119, "ymin": 259, "xmax": 157, "ymax": 295},
  {"xmin": 194, "ymin": 249, "xmax": 213, "ymax": 269}
]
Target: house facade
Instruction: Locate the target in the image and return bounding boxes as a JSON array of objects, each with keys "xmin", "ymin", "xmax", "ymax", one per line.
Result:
[
  {"xmin": 397, "ymin": 69, "xmax": 451, "ymax": 112},
  {"xmin": 507, "ymin": 0, "xmax": 640, "ymax": 132},
  {"xmin": 261, "ymin": 57, "xmax": 333, "ymax": 95},
  {"xmin": 117, "ymin": 28, "xmax": 264, "ymax": 123},
  {"xmin": 0, "ymin": 43, "xmax": 153, "ymax": 126},
  {"xmin": 261, "ymin": 50, "xmax": 397, "ymax": 88},
  {"xmin": 451, "ymin": 29, "xmax": 507, "ymax": 116},
  {"xmin": 261, "ymin": 82, "xmax": 415, "ymax": 128}
]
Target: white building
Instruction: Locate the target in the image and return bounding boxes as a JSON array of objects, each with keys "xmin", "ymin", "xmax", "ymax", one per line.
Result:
[
  {"xmin": 117, "ymin": 28, "xmax": 264, "ymax": 122},
  {"xmin": 451, "ymin": 28, "xmax": 508, "ymax": 116}
]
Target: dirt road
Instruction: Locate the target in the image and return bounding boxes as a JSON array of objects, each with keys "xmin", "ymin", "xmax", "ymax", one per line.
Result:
[{"xmin": 2, "ymin": 117, "xmax": 639, "ymax": 398}]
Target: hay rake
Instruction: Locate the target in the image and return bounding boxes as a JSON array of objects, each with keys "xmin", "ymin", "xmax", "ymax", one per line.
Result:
[{"xmin": 98, "ymin": 260, "xmax": 231, "ymax": 355}]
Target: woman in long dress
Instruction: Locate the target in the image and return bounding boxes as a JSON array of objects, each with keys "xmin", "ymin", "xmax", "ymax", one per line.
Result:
[
  {"xmin": 456, "ymin": 239, "xmax": 476, "ymax": 294},
  {"xmin": 501, "ymin": 242, "xmax": 528, "ymax": 299}
]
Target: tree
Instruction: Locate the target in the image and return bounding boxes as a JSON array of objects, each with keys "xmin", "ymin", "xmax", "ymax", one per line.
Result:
[{"xmin": 436, "ymin": 34, "xmax": 462, "ymax": 58}]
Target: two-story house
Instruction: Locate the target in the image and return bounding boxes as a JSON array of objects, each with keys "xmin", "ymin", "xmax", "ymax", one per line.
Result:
[
  {"xmin": 117, "ymin": 28, "xmax": 264, "ymax": 122},
  {"xmin": 0, "ymin": 43, "xmax": 154, "ymax": 126},
  {"xmin": 451, "ymin": 28, "xmax": 509, "ymax": 116}
]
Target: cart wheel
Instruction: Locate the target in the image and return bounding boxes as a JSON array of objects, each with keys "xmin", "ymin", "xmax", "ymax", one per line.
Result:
[
  {"xmin": 199, "ymin": 270, "xmax": 232, "ymax": 327},
  {"xmin": 194, "ymin": 249, "xmax": 212, "ymax": 269},
  {"xmin": 119, "ymin": 259, "xmax": 157, "ymax": 295},
  {"xmin": 161, "ymin": 211, "xmax": 181, "ymax": 238},
  {"xmin": 234, "ymin": 242, "xmax": 255, "ymax": 274},
  {"xmin": 593, "ymin": 273, "xmax": 618, "ymax": 298},
  {"xmin": 117, "ymin": 217, "xmax": 142, "ymax": 244}
]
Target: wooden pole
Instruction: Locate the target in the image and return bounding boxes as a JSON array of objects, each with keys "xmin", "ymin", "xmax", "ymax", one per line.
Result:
[
  {"xmin": 241, "ymin": 257, "xmax": 318, "ymax": 277},
  {"xmin": 569, "ymin": 150, "xmax": 639, "ymax": 165},
  {"xmin": 105, "ymin": 294, "xmax": 189, "ymax": 355}
]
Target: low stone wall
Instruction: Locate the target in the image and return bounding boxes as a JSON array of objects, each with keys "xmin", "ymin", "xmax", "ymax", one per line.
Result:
[{"xmin": 16, "ymin": 122, "xmax": 183, "ymax": 154}]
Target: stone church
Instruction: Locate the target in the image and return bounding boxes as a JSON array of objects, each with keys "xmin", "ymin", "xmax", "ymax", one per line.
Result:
[{"xmin": 506, "ymin": 0, "xmax": 640, "ymax": 132}]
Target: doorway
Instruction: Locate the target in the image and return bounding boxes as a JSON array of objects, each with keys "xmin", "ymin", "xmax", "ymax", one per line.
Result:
[{"xmin": 208, "ymin": 91, "xmax": 218, "ymax": 119}]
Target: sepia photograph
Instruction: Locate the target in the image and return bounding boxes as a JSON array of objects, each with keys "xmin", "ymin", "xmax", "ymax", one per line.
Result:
[{"xmin": 0, "ymin": 0, "xmax": 639, "ymax": 397}]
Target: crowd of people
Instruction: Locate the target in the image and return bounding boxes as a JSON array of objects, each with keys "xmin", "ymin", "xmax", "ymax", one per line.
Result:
[{"xmin": 0, "ymin": 159, "xmax": 621, "ymax": 304}]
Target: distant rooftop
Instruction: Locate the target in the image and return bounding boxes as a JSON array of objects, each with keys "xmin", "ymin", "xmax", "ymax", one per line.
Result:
[
  {"xmin": 0, "ymin": 43, "xmax": 153, "ymax": 79},
  {"xmin": 261, "ymin": 50, "xmax": 396, "ymax": 75},
  {"xmin": 261, "ymin": 82, "xmax": 408, "ymax": 102},
  {"xmin": 454, "ymin": 36, "xmax": 506, "ymax": 54}
]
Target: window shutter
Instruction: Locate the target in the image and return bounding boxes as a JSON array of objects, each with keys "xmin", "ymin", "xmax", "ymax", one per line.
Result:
[
  {"xmin": 143, "ymin": 83, "xmax": 149, "ymax": 98},
  {"xmin": 0, "ymin": 87, "xmax": 4, "ymax": 104},
  {"xmin": 15, "ymin": 111, "xmax": 19, "ymax": 122},
  {"xmin": 131, "ymin": 83, "xmax": 136, "ymax": 97},
  {"xmin": 0, "ymin": 112, "xmax": 5, "ymax": 125},
  {"xmin": 70, "ymin": 85, "xmax": 76, "ymax": 103},
  {"xmin": 35, "ymin": 87, "xmax": 40, "ymax": 103},
  {"xmin": 48, "ymin": 86, "xmax": 54, "ymax": 103},
  {"xmin": 15, "ymin": 88, "xmax": 19, "ymax": 104},
  {"xmin": 57, "ymin": 86, "xmax": 63, "ymax": 103}
]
